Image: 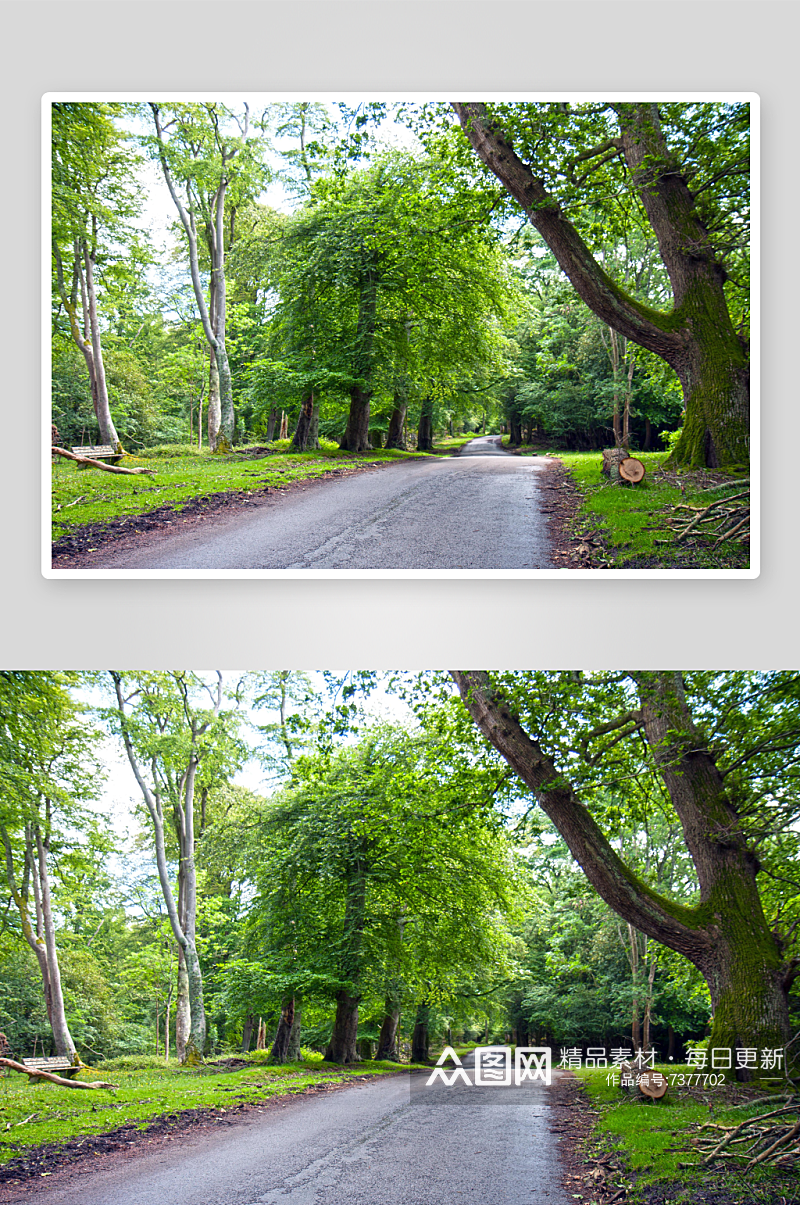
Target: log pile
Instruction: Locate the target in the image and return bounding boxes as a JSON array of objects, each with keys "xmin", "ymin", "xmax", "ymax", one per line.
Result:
[{"xmin": 679, "ymin": 1095, "xmax": 799, "ymax": 1168}]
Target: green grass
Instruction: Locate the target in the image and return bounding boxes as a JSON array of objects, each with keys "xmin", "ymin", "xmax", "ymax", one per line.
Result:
[
  {"xmin": 0, "ymin": 1055, "xmax": 406, "ymax": 1171},
  {"xmin": 51, "ymin": 443, "xmax": 433, "ymax": 544},
  {"xmin": 574, "ymin": 1065, "xmax": 798, "ymax": 1204},
  {"xmin": 550, "ymin": 451, "xmax": 750, "ymax": 569}
]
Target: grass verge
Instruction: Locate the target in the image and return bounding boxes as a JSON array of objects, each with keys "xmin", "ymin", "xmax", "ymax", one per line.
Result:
[
  {"xmin": 543, "ymin": 451, "xmax": 750, "ymax": 569},
  {"xmin": 573, "ymin": 1065, "xmax": 798, "ymax": 1204},
  {"xmin": 0, "ymin": 1053, "xmax": 407, "ymax": 1176},
  {"xmin": 51, "ymin": 442, "xmax": 434, "ymax": 544}
]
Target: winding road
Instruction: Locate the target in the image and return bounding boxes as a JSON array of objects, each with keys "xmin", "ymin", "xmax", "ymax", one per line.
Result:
[
  {"xmin": 22, "ymin": 1067, "xmax": 573, "ymax": 1205},
  {"xmin": 76, "ymin": 437, "xmax": 556, "ymax": 571}
]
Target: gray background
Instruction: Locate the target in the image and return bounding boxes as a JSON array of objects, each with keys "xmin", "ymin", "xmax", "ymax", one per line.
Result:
[{"xmin": 4, "ymin": 0, "xmax": 795, "ymax": 669}]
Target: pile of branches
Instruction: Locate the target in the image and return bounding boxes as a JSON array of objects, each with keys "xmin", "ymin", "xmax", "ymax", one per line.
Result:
[
  {"xmin": 661, "ymin": 480, "xmax": 750, "ymax": 549},
  {"xmin": 680, "ymin": 1094, "xmax": 799, "ymax": 1169}
]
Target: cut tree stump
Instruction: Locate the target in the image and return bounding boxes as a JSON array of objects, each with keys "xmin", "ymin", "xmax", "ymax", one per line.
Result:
[
  {"xmin": 601, "ymin": 448, "xmax": 645, "ymax": 484},
  {"xmin": 638, "ymin": 1070, "xmax": 668, "ymax": 1100},
  {"xmin": 619, "ymin": 457, "xmax": 646, "ymax": 483}
]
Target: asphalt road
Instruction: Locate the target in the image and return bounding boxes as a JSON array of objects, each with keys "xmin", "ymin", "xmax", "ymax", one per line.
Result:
[
  {"xmin": 24, "ymin": 1070, "xmax": 573, "ymax": 1205},
  {"xmin": 82, "ymin": 437, "xmax": 555, "ymax": 571}
]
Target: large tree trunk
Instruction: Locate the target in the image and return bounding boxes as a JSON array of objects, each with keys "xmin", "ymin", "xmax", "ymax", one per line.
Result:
[
  {"xmin": 240, "ymin": 1012, "xmax": 256, "ymax": 1053},
  {"xmin": 341, "ymin": 385, "xmax": 372, "ymax": 454},
  {"xmin": 376, "ymin": 995, "xmax": 402, "ymax": 1061},
  {"xmin": 411, "ymin": 1002, "xmax": 431, "ymax": 1063},
  {"xmin": 325, "ymin": 862, "xmax": 367, "ymax": 1064},
  {"xmin": 340, "ymin": 270, "xmax": 378, "ymax": 452},
  {"xmin": 416, "ymin": 398, "xmax": 434, "ymax": 451},
  {"xmin": 508, "ymin": 412, "xmax": 523, "ymax": 447},
  {"xmin": 385, "ymin": 385, "xmax": 408, "ymax": 450},
  {"xmin": 451, "ymin": 103, "xmax": 749, "ymax": 468},
  {"xmin": 287, "ymin": 1005, "xmax": 303, "ymax": 1061},
  {"xmin": 292, "ymin": 391, "xmax": 319, "ymax": 451},
  {"xmin": 270, "ymin": 995, "xmax": 296, "ymax": 1063},
  {"xmin": 450, "ymin": 671, "xmax": 790, "ymax": 1065},
  {"xmin": 325, "ymin": 990, "xmax": 361, "ymax": 1064}
]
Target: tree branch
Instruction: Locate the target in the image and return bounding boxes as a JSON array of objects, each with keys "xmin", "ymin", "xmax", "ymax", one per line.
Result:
[{"xmin": 450, "ymin": 671, "xmax": 709, "ymax": 961}]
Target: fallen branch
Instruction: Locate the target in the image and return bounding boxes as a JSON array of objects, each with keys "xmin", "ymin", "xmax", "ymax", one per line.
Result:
[
  {"xmin": 52, "ymin": 446, "xmax": 156, "ymax": 476},
  {"xmin": 0, "ymin": 1057, "xmax": 117, "ymax": 1090},
  {"xmin": 691, "ymin": 1101, "xmax": 800, "ymax": 1167}
]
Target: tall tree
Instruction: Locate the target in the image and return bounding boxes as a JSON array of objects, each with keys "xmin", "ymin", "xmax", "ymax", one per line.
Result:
[
  {"xmin": 108, "ymin": 671, "xmax": 243, "ymax": 1063},
  {"xmin": 51, "ymin": 102, "xmax": 142, "ymax": 451},
  {"xmin": 147, "ymin": 102, "xmax": 265, "ymax": 451},
  {"xmin": 245, "ymin": 724, "xmax": 520, "ymax": 1064},
  {"xmin": 272, "ymin": 152, "xmax": 514, "ymax": 452},
  {"xmin": 451, "ymin": 101, "xmax": 750, "ymax": 467},
  {"xmin": 450, "ymin": 671, "xmax": 799, "ymax": 1071},
  {"xmin": 0, "ymin": 673, "xmax": 105, "ymax": 1059}
]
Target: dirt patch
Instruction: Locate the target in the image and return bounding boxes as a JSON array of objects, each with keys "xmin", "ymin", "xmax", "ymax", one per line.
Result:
[
  {"xmin": 50, "ymin": 460, "xmax": 393, "ymax": 570},
  {"xmin": 0, "ymin": 1073, "xmax": 394, "ymax": 1200},
  {"xmin": 536, "ymin": 458, "xmax": 609, "ymax": 569},
  {"xmin": 549, "ymin": 1072, "xmax": 624, "ymax": 1203}
]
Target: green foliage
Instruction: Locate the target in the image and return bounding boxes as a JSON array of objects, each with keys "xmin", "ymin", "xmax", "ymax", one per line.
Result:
[{"xmin": 217, "ymin": 724, "xmax": 524, "ymax": 1037}]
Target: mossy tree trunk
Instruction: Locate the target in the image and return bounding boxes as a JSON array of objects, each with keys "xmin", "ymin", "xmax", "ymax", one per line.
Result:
[
  {"xmin": 451, "ymin": 671, "xmax": 792, "ymax": 1069},
  {"xmin": 452, "ymin": 103, "xmax": 749, "ymax": 468}
]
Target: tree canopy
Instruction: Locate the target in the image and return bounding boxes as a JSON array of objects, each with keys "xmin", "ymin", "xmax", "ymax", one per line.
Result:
[
  {"xmin": 3, "ymin": 670, "xmax": 793, "ymax": 1080},
  {"xmin": 50, "ymin": 97, "xmax": 752, "ymax": 464}
]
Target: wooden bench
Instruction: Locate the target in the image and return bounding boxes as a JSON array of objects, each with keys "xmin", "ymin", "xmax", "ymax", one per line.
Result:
[
  {"xmin": 21, "ymin": 1056, "xmax": 81, "ymax": 1079},
  {"xmin": 71, "ymin": 445, "xmax": 123, "ymax": 467}
]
